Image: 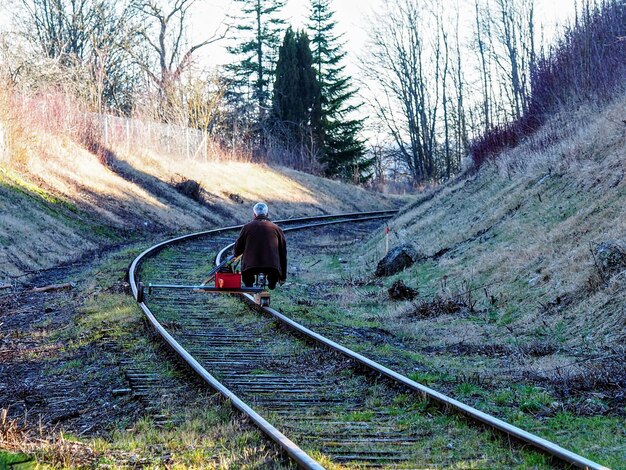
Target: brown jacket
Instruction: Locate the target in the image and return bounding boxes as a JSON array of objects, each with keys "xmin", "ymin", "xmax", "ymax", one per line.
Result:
[{"xmin": 234, "ymin": 216, "xmax": 287, "ymax": 280}]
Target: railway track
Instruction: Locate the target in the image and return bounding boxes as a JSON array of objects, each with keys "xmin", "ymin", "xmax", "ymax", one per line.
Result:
[{"xmin": 129, "ymin": 211, "xmax": 608, "ymax": 469}]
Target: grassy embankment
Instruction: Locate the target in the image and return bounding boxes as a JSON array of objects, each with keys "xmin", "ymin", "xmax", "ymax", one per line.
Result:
[
  {"xmin": 273, "ymin": 97, "xmax": 626, "ymax": 469},
  {"xmin": 0, "ymin": 98, "xmax": 403, "ymax": 280},
  {"xmin": 0, "ymin": 140, "xmax": 401, "ymax": 279}
]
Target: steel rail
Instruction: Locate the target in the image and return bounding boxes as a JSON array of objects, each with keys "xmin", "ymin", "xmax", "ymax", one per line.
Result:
[
  {"xmin": 128, "ymin": 211, "xmax": 396, "ymax": 284},
  {"xmin": 128, "ymin": 211, "xmax": 396, "ymax": 470},
  {"xmin": 132, "ymin": 291, "xmax": 324, "ymax": 469},
  {"xmin": 214, "ymin": 213, "xmax": 399, "ymax": 265},
  {"xmin": 215, "ymin": 231, "xmax": 610, "ymax": 470},
  {"xmin": 131, "ymin": 210, "xmax": 609, "ymax": 470},
  {"xmin": 237, "ymin": 295, "xmax": 609, "ymax": 470}
]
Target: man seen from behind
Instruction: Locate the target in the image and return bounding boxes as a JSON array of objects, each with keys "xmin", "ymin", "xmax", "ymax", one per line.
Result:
[{"xmin": 234, "ymin": 202, "xmax": 287, "ymax": 289}]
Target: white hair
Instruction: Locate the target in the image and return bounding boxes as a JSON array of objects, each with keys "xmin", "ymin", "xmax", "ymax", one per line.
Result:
[{"xmin": 253, "ymin": 202, "xmax": 269, "ymax": 217}]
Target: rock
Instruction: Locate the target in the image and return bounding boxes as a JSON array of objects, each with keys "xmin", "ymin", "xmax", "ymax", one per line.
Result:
[
  {"xmin": 375, "ymin": 244, "xmax": 421, "ymax": 277},
  {"xmin": 388, "ymin": 280, "xmax": 417, "ymax": 301},
  {"xmin": 595, "ymin": 240, "xmax": 626, "ymax": 274},
  {"xmin": 229, "ymin": 193, "xmax": 244, "ymax": 204}
]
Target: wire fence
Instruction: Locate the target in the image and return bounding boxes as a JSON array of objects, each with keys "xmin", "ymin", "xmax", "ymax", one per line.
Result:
[
  {"xmin": 3, "ymin": 92, "xmax": 325, "ymax": 171},
  {"xmin": 88, "ymin": 113, "xmax": 224, "ymax": 162},
  {"xmin": 6, "ymin": 91, "xmax": 244, "ymax": 163},
  {"xmin": 0, "ymin": 123, "xmax": 6, "ymax": 163}
]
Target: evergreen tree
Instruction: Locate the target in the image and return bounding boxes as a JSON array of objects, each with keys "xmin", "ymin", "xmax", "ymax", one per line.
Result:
[
  {"xmin": 272, "ymin": 28, "xmax": 321, "ymax": 154},
  {"xmin": 308, "ymin": 0, "xmax": 371, "ymax": 181},
  {"xmin": 226, "ymin": 0, "xmax": 286, "ymax": 120},
  {"xmin": 273, "ymin": 28, "xmax": 300, "ymax": 127}
]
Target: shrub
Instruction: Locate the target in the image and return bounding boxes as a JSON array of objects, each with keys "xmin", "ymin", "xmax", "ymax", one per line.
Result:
[
  {"xmin": 471, "ymin": 0, "xmax": 626, "ymax": 167},
  {"xmin": 172, "ymin": 177, "xmax": 203, "ymax": 203}
]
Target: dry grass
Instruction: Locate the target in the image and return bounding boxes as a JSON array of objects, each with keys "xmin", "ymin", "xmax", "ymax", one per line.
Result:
[
  {"xmin": 1, "ymin": 408, "xmax": 97, "ymax": 467},
  {"xmin": 0, "ymin": 408, "xmax": 24, "ymax": 448},
  {"xmin": 368, "ymin": 94, "xmax": 626, "ymax": 350},
  {"xmin": 0, "ymin": 85, "xmax": 406, "ymax": 279}
]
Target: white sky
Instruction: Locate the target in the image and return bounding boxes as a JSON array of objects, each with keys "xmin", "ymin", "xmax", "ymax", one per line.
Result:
[
  {"xmin": 191, "ymin": 0, "xmax": 579, "ymax": 74},
  {"xmin": 0, "ymin": 0, "xmax": 578, "ymax": 74}
]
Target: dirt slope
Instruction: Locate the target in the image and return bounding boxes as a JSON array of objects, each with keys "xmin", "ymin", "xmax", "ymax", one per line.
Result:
[{"xmin": 0, "ymin": 130, "xmax": 403, "ymax": 279}]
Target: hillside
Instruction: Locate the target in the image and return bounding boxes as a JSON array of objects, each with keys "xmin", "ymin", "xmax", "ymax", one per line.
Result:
[
  {"xmin": 260, "ymin": 96, "xmax": 626, "ymax": 467},
  {"xmin": 370, "ymin": 95, "xmax": 626, "ymax": 351},
  {"xmin": 0, "ymin": 127, "xmax": 403, "ymax": 280}
]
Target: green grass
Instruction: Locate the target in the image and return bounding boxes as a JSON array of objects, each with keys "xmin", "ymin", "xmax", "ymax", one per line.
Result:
[
  {"xmin": 0, "ymin": 451, "xmax": 34, "ymax": 469},
  {"xmin": 514, "ymin": 385, "xmax": 554, "ymax": 413},
  {"xmin": 507, "ymin": 413, "xmax": 626, "ymax": 469},
  {"xmin": 455, "ymin": 382, "xmax": 484, "ymax": 398},
  {"xmin": 275, "ymin": 223, "xmax": 624, "ymax": 469},
  {"xmin": 45, "ymin": 358, "xmax": 83, "ymax": 375},
  {"xmin": 0, "ymin": 167, "xmax": 124, "ymax": 244},
  {"xmin": 342, "ymin": 410, "xmax": 375, "ymax": 422},
  {"xmin": 0, "ymin": 167, "xmax": 78, "ymax": 212},
  {"xmin": 87, "ymin": 407, "xmax": 281, "ymax": 468},
  {"xmin": 408, "ymin": 370, "xmax": 453, "ymax": 385}
]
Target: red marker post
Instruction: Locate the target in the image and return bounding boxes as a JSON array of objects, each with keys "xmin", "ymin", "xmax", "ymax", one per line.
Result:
[{"xmin": 385, "ymin": 225, "xmax": 390, "ymax": 255}]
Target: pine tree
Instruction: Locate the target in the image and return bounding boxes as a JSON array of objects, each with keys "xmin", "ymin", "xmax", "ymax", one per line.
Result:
[
  {"xmin": 308, "ymin": 0, "xmax": 371, "ymax": 181},
  {"xmin": 272, "ymin": 28, "xmax": 321, "ymax": 153},
  {"xmin": 226, "ymin": 0, "xmax": 286, "ymax": 120},
  {"xmin": 273, "ymin": 28, "xmax": 300, "ymax": 127}
]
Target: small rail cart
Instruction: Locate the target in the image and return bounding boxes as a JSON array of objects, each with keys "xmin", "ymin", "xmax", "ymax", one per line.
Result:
[{"xmin": 137, "ymin": 255, "xmax": 271, "ymax": 306}]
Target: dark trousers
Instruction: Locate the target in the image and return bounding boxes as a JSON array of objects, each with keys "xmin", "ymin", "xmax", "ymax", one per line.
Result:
[{"xmin": 242, "ymin": 268, "xmax": 279, "ymax": 290}]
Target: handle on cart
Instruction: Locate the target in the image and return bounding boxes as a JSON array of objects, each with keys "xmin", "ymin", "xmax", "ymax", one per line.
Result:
[{"xmin": 202, "ymin": 254, "xmax": 242, "ymax": 286}]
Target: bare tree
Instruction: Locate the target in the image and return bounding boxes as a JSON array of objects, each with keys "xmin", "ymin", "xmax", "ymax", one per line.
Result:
[
  {"xmin": 16, "ymin": 0, "xmax": 93, "ymax": 63},
  {"xmin": 451, "ymin": 7, "xmax": 468, "ymax": 167},
  {"xmin": 362, "ymin": 0, "xmax": 474, "ymax": 184},
  {"xmin": 13, "ymin": 0, "xmax": 140, "ymax": 113},
  {"xmin": 474, "ymin": 0, "xmax": 536, "ymax": 123},
  {"xmin": 474, "ymin": 0, "xmax": 494, "ymax": 132},
  {"xmin": 130, "ymin": 0, "xmax": 228, "ymax": 123},
  {"xmin": 185, "ymin": 73, "xmax": 225, "ymax": 134},
  {"xmin": 362, "ymin": 0, "xmax": 442, "ymax": 183}
]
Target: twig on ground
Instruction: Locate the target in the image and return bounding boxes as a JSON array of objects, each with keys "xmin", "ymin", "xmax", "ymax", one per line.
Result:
[{"xmin": 30, "ymin": 282, "xmax": 76, "ymax": 293}]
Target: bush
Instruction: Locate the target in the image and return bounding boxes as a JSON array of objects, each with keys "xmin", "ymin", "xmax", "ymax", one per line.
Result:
[
  {"xmin": 172, "ymin": 178, "xmax": 202, "ymax": 202},
  {"xmin": 471, "ymin": 0, "xmax": 626, "ymax": 167}
]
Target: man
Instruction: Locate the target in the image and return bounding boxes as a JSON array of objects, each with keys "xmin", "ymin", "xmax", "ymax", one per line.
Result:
[{"xmin": 233, "ymin": 202, "xmax": 287, "ymax": 290}]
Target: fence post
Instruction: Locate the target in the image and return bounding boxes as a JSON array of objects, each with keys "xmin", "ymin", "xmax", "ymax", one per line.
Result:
[
  {"xmin": 0, "ymin": 123, "xmax": 6, "ymax": 163},
  {"xmin": 167, "ymin": 124, "xmax": 171, "ymax": 154},
  {"xmin": 186, "ymin": 128, "xmax": 190, "ymax": 160},
  {"xmin": 104, "ymin": 115, "xmax": 109, "ymax": 146}
]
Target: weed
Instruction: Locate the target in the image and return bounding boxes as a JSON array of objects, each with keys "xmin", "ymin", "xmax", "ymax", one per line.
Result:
[
  {"xmin": 171, "ymin": 176, "xmax": 203, "ymax": 203},
  {"xmin": 342, "ymin": 410, "xmax": 374, "ymax": 422},
  {"xmin": 408, "ymin": 370, "xmax": 451, "ymax": 385},
  {"xmin": 46, "ymin": 359, "xmax": 83, "ymax": 375},
  {"xmin": 455, "ymin": 382, "xmax": 483, "ymax": 398},
  {"xmin": 497, "ymin": 305, "xmax": 516, "ymax": 326},
  {"xmin": 405, "ymin": 295, "xmax": 466, "ymax": 319},
  {"xmin": 515, "ymin": 385, "xmax": 554, "ymax": 414},
  {"xmin": 493, "ymin": 389, "xmax": 515, "ymax": 407}
]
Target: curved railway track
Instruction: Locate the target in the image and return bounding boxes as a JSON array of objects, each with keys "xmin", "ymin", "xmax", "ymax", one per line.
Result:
[{"xmin": 129, "ymin": 211, "xmax": 608, "ymax": 470}]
